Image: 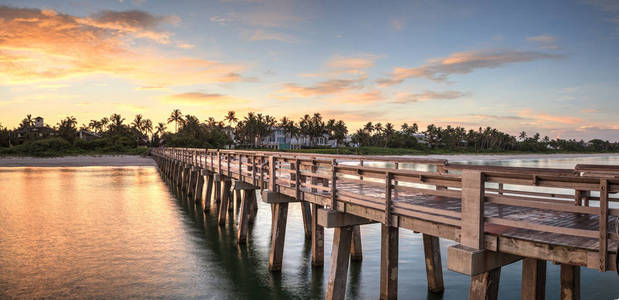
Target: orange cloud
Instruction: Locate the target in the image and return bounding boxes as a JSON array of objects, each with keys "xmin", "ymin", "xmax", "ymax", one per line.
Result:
[
  {"xmin": 326, "ymin": 55, "xmax": 376, "ymax": 70},
  {"xmin": 279, "ymin": 77, "xmax": 366, "ymax": 97},
  {"xmin": 0, "ymin": 6, "xmax": 243, "ymax": 86},
  {"xmin": 162, "ymin": 92, "xmax": 246, "ymax": 105},
  {"xmin": 323, "ymin": 90, "xmax": 384, "ymax": 104},
  {"xmin": 377, "ymin": 49, "xmax": 562, "ymax": 86},
  {"xmin": 518, "ymin": 109, "xmax": 582, "ymax": 125}
]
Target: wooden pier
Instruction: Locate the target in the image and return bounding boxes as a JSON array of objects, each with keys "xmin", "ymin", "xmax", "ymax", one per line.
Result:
[{"xmin": 151, "ymin": 148, "xmax": 619, "ymax": 300}]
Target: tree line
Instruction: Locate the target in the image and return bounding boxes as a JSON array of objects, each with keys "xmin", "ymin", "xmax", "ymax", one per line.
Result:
[{"xmin": 1, "ymin": 110, "xmax": 618, "ymax": 154}]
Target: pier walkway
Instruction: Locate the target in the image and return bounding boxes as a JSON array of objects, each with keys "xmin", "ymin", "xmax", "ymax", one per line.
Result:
[{"xmin": 151, "ymin": 148, "xmax": 619, "ymax": 300}]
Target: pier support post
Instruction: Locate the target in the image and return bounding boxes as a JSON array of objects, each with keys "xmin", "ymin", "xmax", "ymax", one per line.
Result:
[
  {"xmin": 350, "ymin": 225, "xmax": 363, "ymax": 261},
  {"xmin": 269, "ymin": 202, "xmax": 289, "ymax": 271},
  {"xmin": 326, "ymin": 226, "xmax": 353, "ymax": 300},
  {"xmin": 195, "ymin": 170, "xmax": 205, "ymax": 206},
  {"xmin": 380, "ymin": 224, "xmax": 398, "ymax": 300},
  {"xmin": 218, "ymin": 178, "xmax": 232, "ymax": 226},
  {"xmin": 235, "ymin": 190, "xmax": 242, "ymax": 216},
  {"xmin": 422, "ymin": 234, "xmax": 444, "ymax": 293},
  {"xmin": 301, "ymin": 202, "xmax": 312, "ymax": 239},
  {"xmin": 204, "ymin": 174, "xmax": 214, "ymax": 212},
  {"xmin": 237, "ymin": 189, "xmax": 255, "ymax": 244},
  {"xmin": 522, "ymin": 258, "xmax": 546, "ymax": 300},
  {"xmin": 311, "ymin": 204, "xmax": 324, "ymax": 267},
  {"xmin": 560, "ymin": 264, "xmax": 580, "ymax": 300},
  {"xmin": 214, "ymin": 176, "xmax": 222, "ymax": 209},
  {"xmin": 469, "ymin": 268, "xmax": 501, "ymax": 300}
]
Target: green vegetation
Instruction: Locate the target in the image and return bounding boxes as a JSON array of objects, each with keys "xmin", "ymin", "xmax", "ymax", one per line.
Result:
[{"xmin": 1, "ymin": 110, "xmax": 618, "ymax": 157}]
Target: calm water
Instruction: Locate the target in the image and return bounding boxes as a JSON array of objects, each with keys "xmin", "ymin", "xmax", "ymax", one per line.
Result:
[{"xmin": 1, "ymin": 156, "xmax": 619, "ymax": 299}]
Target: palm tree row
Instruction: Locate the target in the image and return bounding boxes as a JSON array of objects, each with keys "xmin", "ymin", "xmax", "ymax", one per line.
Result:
[{"xmin": 4, "ymin": 110, "xmax": 619, "ymax": 153}]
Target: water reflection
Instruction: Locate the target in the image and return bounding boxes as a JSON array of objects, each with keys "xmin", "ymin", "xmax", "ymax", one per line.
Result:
[{"xmin": 1, "ymin": 158, "xmax": 619, "ymax": 299}]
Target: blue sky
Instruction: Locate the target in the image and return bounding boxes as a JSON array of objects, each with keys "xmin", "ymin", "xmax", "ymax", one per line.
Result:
[{"xmin": 0, "ymin": 0, "xmax": 618, "ymax": 140}]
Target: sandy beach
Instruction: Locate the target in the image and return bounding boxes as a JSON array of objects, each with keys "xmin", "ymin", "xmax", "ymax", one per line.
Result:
[{"xmin": 0, "ymin": 155, "xmax": 156, "ymax": 167}]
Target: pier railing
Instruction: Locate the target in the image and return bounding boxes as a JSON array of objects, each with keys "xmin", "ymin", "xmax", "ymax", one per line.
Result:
[{"xmin": 152, "ymin": 147, "xmax": 618, "ymax": 273}]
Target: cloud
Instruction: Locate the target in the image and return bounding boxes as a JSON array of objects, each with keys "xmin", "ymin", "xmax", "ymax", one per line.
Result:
[
  {"xmin": 393, "ymin": 90, "xmax": 468, "ymax": 103},
  {"xmin": 209, "ymin": 9, "xmax": 303, "ymax": 28},
  {"xmin": 581, "ymin": 108, "xmax": 600, "ymax": 113},
  {"xmin": 162, "ymin": 92, "xmax": 246, "ymax": 105},
  {"xmin": 466, "ymin": 114, "xmax": 526, "ymax": 121},
  {"xmin": 0, "ymin": 6, "xmax": 243, "ymax": 86},
  {"xmin": 323, "ymin": 90, "xmax": 384, "ymax": 104},
  {"xmin": 321, "ymin": 109, "xmax": 388, "ymax": 121},
  {"xmin": 249, "ymin": 29, "xmax": 297, "ymax": 42},
  {"xmin": 527, "ymin": 34, "xmax": 559, "ymax": 50},
  {"xmin": 518, "ymin": 109, "xmax": 582, "ymax": 125},
  {"xmin": 377, "ymin": 49, "xmax": 562, "ymax": 86},
  {"xmin": 279, "ymin": 77, "xmax": 366, "ymax": 97},
  {"xmin": 175, "ymin": 42, "xmax": 195, "ymax": 49},
  {"xmin": 77, "ymin": 9, "xmax": 180, "ymax": 43},
  {"xmin": 326, "ymin": 54, "xmax": 377, "ymax": 70}
]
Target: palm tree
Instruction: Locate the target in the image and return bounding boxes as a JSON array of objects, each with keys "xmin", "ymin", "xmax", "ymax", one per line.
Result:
[
  {"xmin": 143, "ymin": 119, "xmax": 153, "ymax": 138},
  {"xmin": 156, "ymin": 122, "xmax": 166, "ymax": 135},
  {"xmin": 224, "ymin": 111, "xmax": 238, "ymax": 127},
  {"xmin": 167, "ymin": 109, "xmax": 183, "ymax": 133},
  {"xmin": 519, "ymin": 131, "xmax": 527, "ymax": 141},
  {"xmin": 109, "ymin": 113, "xmax": 125, "ymax": 133},
  {"xmin": 132, "ymin": 114, "xmax": 144, "ymax": 134}
]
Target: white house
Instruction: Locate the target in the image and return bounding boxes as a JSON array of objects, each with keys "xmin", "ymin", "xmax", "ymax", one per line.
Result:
[{"xmin": 260, "ymin": 127, "xmax": 337, "ymax": 149}]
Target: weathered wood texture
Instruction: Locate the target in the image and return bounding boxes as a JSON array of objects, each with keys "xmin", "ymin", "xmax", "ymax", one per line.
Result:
[
  {"xmin": 522, "ymin": 258, "xmax": 546, "ymax": 300},
  {"xmin": 560, "ymin": 264, "xmax": 580, "ymax": 300},
  {"xmin": 326, "ymin": 226, "xmax": 353, "ymax": 300},
  {"xmin": 469, "ymin": 268, "xmax": 501, "ymax": 300},
  {"xmin": 422, "ymin": 234, "xmax": 444, "ymax": 293}
]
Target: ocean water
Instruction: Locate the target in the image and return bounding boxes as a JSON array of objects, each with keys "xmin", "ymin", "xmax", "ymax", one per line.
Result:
[{"xmin": 1, "ymin": 156, "xmax": 618, "ymax": 299}]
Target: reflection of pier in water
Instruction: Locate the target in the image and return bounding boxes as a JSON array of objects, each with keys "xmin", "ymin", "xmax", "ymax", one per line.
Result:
[{"xmin": 152, "ymin": 148, "xmax": 619, "ymax": 300}]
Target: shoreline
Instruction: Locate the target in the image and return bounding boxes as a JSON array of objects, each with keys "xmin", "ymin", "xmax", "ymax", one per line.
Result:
[
  {"xmin": 1, "ymin": 152, "xmax": 618, "ymax": 167},
  {"xmin": 0, "ymin": 155, "xmax": 156, "ymax": 167},
  {"xmin": 400, "ymin": 152, "xmax": 619, "ymax": 162}
]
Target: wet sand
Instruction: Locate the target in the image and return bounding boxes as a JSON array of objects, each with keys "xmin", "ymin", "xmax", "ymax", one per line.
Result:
[{"xmin": 0, "ymin": 155, "xmax": 156, "ymax": 167}]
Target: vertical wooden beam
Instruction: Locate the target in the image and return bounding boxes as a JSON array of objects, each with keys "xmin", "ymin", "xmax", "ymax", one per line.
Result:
[
  {"xmin": 522, "ymin": 258, "xmax": 546, "ymax": 300},
  {"xmin": 384, "ymin": 172, "xmax": 393, "ymax": 226},
  {"xmin": 469, "ymin": 268, "xmax": 501, "ymax": 300},
  {"xmin": 195, "ymin": 171, "xmax": 205, "ymax": 206},
  {"xmin": 560, "ymin": 264, "xmax": 580, "ymax": 300},
  {"xmin": 301, "ymin": 202, "xmax": 312, "ymax": 239},
  {"xmin": 326, "ymin": 226, "xmax": 353, "ymax": 300},
  {"xmin": 380, "ymin": 224, "xmax": 398, "ymax": 300},
  {"xmin": 269, "ymin": 202, "xmax": 289, "ymax": 271},
  {"xmin": 422, "ymin": 234, "xmax": 444, "ymax": 293},
  {"xmin": 218, "ymin": 179, "xmax": 231, "ymax": 226},
  {"xmin": 237, "ymin": 190, "xmax": 253, "ymax": 244},
  {"xmin": 311, "ymin": 203, "xmax": 324, "ymax": 267},
  {"xmin": 204, "ymin": 174, "xmax": 213, "ymax": 212},
  {"xmin": 599, "ymin": 179, "xmax": 608, "ymax": 271},
  {"xmin": 331, "ymin": 159, "xmax": 338, "ymax": 209},
  {"xmin": 214, "ymin": 177, "xmax": 222, "ymax": 208},
  {"xmin": 461, "ymin": 170, "xmax": 485, "ymax": 249},
  {"xmin": 234, "ymin": 189, "xmax": 242, "ymax": 215},
  {"xmin": 350, "ymin": 225, "xmax": 363, "ymax": 261}
]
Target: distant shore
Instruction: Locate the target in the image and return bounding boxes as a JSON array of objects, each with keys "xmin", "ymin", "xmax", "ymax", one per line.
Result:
[
  {"xmin": 1, "ymin": 152, "xmax": 618, "ymax": 168},
  {"xmin": 0, "ymin": 155, "xmax": 156, "ymax": 167},
  {"xmin": 401, "ymin": 152, "xmax": 619, "ymax": 162}
]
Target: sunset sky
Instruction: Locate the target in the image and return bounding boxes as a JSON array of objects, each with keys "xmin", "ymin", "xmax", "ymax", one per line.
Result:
[{"xmin": 0, "ymin": 0, "xmax": 618, "ymax": 140}]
